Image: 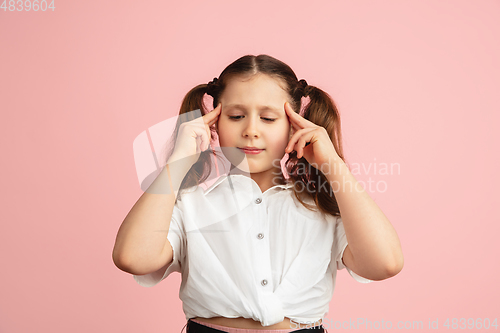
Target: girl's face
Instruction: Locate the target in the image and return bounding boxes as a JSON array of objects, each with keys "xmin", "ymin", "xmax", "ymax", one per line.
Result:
[{"xmin": 217, "ymin": 74, "xmax": 291, "ymax": 178}]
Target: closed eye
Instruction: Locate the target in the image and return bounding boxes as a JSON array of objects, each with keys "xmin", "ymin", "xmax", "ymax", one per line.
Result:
[{"xmin": 228, "ymin": 116, "xmax": 276, "ymax": 122}]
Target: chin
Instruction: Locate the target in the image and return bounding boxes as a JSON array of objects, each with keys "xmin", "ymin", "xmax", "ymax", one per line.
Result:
[{"xmin": 233, "ymin": 162, "xmax": 263, "ymax": 174}]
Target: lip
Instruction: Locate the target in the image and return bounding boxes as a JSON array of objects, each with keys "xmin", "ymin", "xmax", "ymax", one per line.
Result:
[{"xmin": 238, "ymin": 147, "xmax": 264, "ymax": 154}]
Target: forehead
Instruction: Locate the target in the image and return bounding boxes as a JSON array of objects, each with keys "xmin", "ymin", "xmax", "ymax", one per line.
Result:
[{"xmin": 220, "ymin": 74, "xmax": 289, "ymax": 107}]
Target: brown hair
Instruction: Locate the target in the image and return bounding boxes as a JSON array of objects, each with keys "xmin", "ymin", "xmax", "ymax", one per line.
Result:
[{"xmin": 165, "ymin": 54, "xmax": 345, "ymax": 217}]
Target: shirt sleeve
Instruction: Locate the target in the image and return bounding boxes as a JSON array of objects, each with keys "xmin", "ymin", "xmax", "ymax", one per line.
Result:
[
  {"xmin": 333, "ymin": 216, "xmax": 373, "ymax": 284},
  {"xmin": 133, "ymin": 202, "xmax": 185, "ymax": 288}
]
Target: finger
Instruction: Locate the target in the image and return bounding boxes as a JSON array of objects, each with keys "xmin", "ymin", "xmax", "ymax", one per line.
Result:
[
  {"xmin": 201, "ymin": 127, "xmax": 211, "ymax": 151},
  {"xmin": 296, "ymin": 136, "xmax": 305, "ymax": 159},
  {"xmin": 207, "ymin": 112, "xmax": 221, "ymax": 130},
  {"xmin": 204, "ymin": 103, "xmax": 222, "ymax": 124},
  {"xmin": 188, "ymin": 122, "xmax": 211, "ymax": 152},
  {"xmin": 204, "ymin": 115, "xmax": 217, "ymax": 149},
  {"xmin": 296, "ymin": 132, "xmax": 313, "ymax": 159},
  {"xmin": 285, "ymin": 127, "xmax": 316, "ymax": 154},
  {"xmin": 206, "ymin": 121, "xmax": 217, "ymax": 147},
  {"xmin": 286, "ymin": 128, "xmax": 302, "ymax": 153},
  {"xmin": 285, "ymin": 101, "xmax": 317, "ymax": 130},
  {"xmin": 204, "ymin": 124, "xmax": 211, "ymax": 148},
  {"xmin": 296, "ymin": 134, "xmax": 312, "ymax": 159},
  {"xmin": 284, "ymin": 102, "xmax": 305, "ymax": 130},
  {"xmin": 284, "ymin": 101, "xmax": 293, "ymax": 125},
  {"xmin": 207, "ymin": 116, "xmax": 219, "ymax": 128},
  {"xmin": 203, "ymin": 104, "xmax": 221, "ymax": 126}
]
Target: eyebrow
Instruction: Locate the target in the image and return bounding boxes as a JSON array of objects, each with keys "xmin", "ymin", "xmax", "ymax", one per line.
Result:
[{"xmin": 224, "ymin": 104, "xmax": 282, "ymax": 114}]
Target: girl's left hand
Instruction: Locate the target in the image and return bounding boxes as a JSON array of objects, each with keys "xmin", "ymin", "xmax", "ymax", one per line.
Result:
[{"xmin": 284, "ymin": 101, "xmax": 342, "ymax": 168}]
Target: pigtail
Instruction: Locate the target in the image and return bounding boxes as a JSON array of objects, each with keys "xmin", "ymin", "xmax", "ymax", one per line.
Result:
[
  {"xmin": 302, "ymin": 85, "xmax": 345, "ymax": 162},
  {"xmin": 285, "ymin": 85, "xmax": 345, "ymax": 217}
]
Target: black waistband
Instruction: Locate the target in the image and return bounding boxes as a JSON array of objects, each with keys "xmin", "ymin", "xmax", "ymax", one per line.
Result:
[{"xmin": 186, "ymin": 319, "xmax": 325, "ymax": 333}]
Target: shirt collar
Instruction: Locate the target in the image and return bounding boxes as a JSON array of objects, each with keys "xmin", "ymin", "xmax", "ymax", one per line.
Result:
[{"xmin": 203, "ymin": 174, "xmax": 293, "ymax": 196}]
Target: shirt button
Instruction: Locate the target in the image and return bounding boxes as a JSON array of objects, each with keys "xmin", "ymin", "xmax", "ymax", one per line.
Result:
[
  {"xmin": 257, "ymin": 233, "xmax": 264, "ymax": 239},
  {"xmin": 261, "ymin": 279, "xmax": 268, "ymax": 286},
  {"xmin": 255, "ymin": 198, "xmax": 262, "ymax": 204}
]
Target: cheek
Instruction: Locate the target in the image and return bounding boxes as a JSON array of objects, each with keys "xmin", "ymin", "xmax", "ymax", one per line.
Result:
[
  {"xmin": 270, "ymin": 127, "xmax": 291, "ymax": 152},
  {"xmin": 217, "ymin": 122, "xmax": 235, "ymax": 145}
]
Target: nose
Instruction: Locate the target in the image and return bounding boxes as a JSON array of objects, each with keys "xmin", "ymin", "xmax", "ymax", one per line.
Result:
[{"xmin": 242, "ymin": 115, "xmax": 260, "ymax": 138}]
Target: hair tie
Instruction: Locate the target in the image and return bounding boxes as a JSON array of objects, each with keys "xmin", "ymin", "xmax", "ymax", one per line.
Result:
[
  {"xmin": 206, "ymin": 77, "xmax": 219, "ymax": 97},
  {"xmin": 298, "ymin": 79, "xmax": 308, "ymax": 97}
]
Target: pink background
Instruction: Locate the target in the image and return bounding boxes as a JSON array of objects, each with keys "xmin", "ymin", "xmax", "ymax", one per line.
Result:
[{"xmin": 1, "ymin": 0, "xmax": 499, "ymax": 332}]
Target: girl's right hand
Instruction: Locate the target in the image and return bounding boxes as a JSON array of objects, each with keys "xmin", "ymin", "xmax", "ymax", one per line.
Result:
[{"xmin": 167, "ymin": 103, "xmax": 222, "ymax": 168}]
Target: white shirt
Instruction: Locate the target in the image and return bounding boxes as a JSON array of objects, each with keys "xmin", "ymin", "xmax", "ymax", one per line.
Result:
[{"xmin": 133, "ymin": 173, "xmax": 373, "ymax": 327}]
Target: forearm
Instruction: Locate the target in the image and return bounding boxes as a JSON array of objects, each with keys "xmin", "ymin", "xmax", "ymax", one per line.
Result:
[
  {"xmin": 112, "ymin": 157, "xmax": 191, "ymax": 274},
  {"xmin": 325, "ymin": 158, "xmax": 404, "ymax": 278}
]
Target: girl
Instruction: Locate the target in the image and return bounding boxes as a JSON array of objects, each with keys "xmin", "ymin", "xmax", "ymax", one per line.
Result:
[{"xmin": 113, "ymin": 54, "xmax": 404, "ymax": 333}]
